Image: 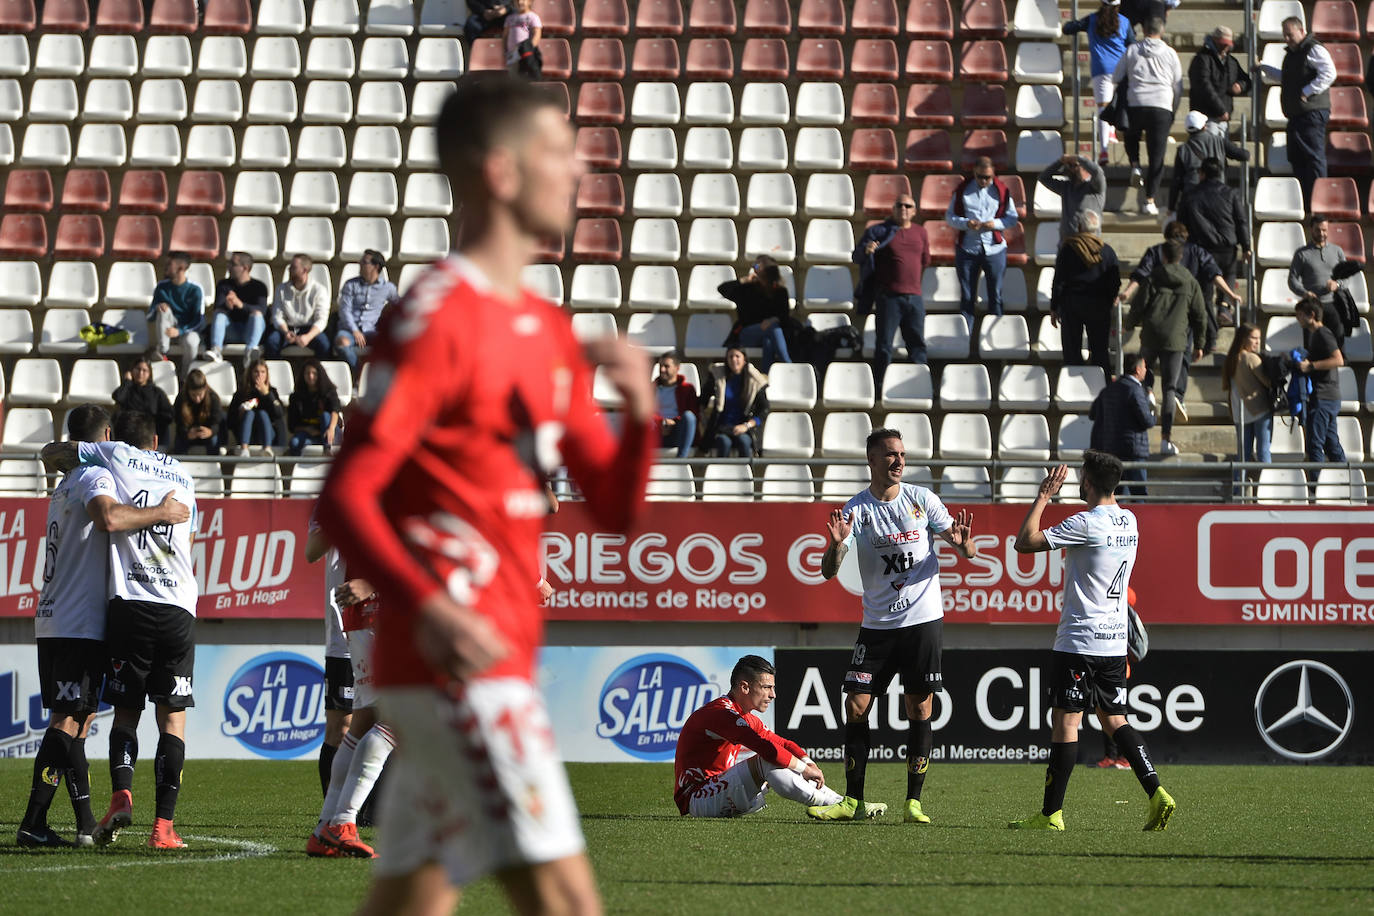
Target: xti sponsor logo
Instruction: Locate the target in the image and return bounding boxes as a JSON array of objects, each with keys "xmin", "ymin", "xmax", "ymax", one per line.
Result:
[
  {"xmin": 221, "ymin": 653, "xmax": 326, "ymax": 759},
  {"xmin": 596, "ymin": 654, "xmax": 720, "ymax": 761}
]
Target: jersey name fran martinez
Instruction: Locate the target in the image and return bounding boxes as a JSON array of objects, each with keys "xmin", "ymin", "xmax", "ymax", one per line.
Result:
[
  {"xmin": 77, "ymin": 441, "xmax": 198, "ymax": 615},
  {"xmin": 36, "ymin": 466, "xmax": 115, "ymax": 640},
  {"xmin": 1044, "ymin": 504, "xmax": 1138, "ymax": 656},
  {"xmin": 843, "ymin": 483, "xmax": 954, "ymax": 629}
]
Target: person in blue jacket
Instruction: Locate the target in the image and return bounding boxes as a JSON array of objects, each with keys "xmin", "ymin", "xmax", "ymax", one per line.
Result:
[{"xmin": 1064, "ymin": 0, "xmax": 1134, "ymax": 165}]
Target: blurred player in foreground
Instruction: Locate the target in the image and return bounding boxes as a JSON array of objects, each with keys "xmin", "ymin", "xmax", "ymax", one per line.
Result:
[
  {"xmin": 674, "ymin": 655, "xmax": 842, "ymax": 818},
  {"xmin": 1008, "ymin": 454, "xmax": 1176, "ymax": 831},
  {"xmin": 318, "ymin": 73, "xmax": 655, "ymax": 916}
]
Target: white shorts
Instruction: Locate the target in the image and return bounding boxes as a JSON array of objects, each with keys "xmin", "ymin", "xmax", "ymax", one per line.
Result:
[
  {"xmin": 344, "ymin": 628, "xmax": 377, "ymax": 709},
  {"xmin": 374, "ymin": 681, "xmax": 585, "ymax": 886},
  {"xmin": 686, "ymin": 758, "xmax": 768, "ymax": 818}
]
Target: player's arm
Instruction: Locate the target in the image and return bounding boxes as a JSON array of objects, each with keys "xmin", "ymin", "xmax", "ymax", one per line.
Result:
[
  {"xmin": 710, "ymin": 708, "xmax": 808, "ymax": 774},
  {"xmin": 304, "ymin": 526, "xmax": 329, "ymax": 564},
  {"xmin": 820, "ymin": 508, "xmax": 851, "ymax": 580},
  {"xmin": 86, "ymin": 492, "xmax": 189, "ymax": 533},
  {"xmin": 1014, "ymin": 465, "xmax": 1068, "ymax": 553},
  {"xmin": 40, "ymin": 441, "xmax": 80, "ymax": 473}
]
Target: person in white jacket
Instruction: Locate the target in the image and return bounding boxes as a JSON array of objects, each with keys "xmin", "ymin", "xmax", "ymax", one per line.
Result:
[{"xmin": 1112, "ymin": 16, "xmax": 1183, "ymax": 216}]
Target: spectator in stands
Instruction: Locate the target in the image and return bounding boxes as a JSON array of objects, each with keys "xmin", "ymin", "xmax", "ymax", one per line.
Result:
[
  {"xmin": 1051, "ymin": 211, "xmax": 1120, "ymax": 377},
  {"xmin": 945, "ymin": 157, "xmax": 1019, "ymax": 332},
  {"xmin": 855, "ymin": 193, "xmax": 931, "ymax": 389},
  {"xmin": 1112, "ymin": 16, "xmax": 1183, "ymax": 217},
  {"xmin": 702, "ymin": 347, "xmax": 769, "ymax": 458},
  {"xmin": 1089, "ymin": 353, "xmax": 1154, "ymax": 496},
  {"xmin": 1167, "ymin": 112, "xmax": 1249, "ymax": 216},
  {"xmin": 1063, "ymin": 0, "xmax": 1134, "ymax": 165},
  {"xmin": 465, "ymin": 0, "xmax": 509, "ymax": 46},
  {"xmin": 719, "ymin": 255, "xmax": 792, "ymax": 372},
  {"xmin": 287, "ymin": 360, "xmax": 342, "ymax": 457},
  {"xmin": 148, "ymin": 251, "xmax": 204, "ymax": 379},
  {"xmin": 171, "ymin": 368, "xmax": 224, "ymax": 456},
  {"xmin": 1294, "ymin": 299, "xmax": 1347, "ymax": 466},
  {"xmin": 206, "ymin": 251, "xmax": 268, "ymax": 365},
  {"xmin": 1289, "ymin": 216, "xmax": 1349, "ymax": 343},
  {"xmin": 229, "ymin": 359, "xmax": 286, "ymax": 457},
  {"xmin": 1037, "ymin": 154, "xmax": 1107, "ymax": 238},
  {"xmin": 1178, "ymin": 158, "xmax": 1250, "ymax": 326},
  {"xmin": 504, "ymin": 0, "xmax": 542, "ymax": 78},
  {"xmin": 655, "ymin": 352, "xmax": 700, "ymax": 459},
  {"xmin": 266, "ymin": 254, "xmax": 331, "ymax": 360},
  {"xmin": 1189, "ymin": 27, "xmax": 1251, "ymax": 135},
  {"xmin": 1259, "ymin": 17, "xmax": 1335, "ymax": 211},
  {"xmin": 1221, "ymin": 324, "xmax": 1273, "ymax": 479},
  {"xmin": 112, "ymin": 356, "xmax": 173, "ymax": 449},
  {"xmin": 1125, "ymin": 240, "xmax": 1206, "ymax": 457},
  {"xmin": 1120, "ymin": 0, "xmax": 1176, "ymax": 34},
  {"xmin": 333, "ymin": 250, "xmax": 397, "ymax": 375}
]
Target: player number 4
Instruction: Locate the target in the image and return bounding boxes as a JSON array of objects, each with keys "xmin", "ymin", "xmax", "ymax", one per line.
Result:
[{"xmin": 1106, "ymin": 561, "xmax": 1128, "ymax": 600}]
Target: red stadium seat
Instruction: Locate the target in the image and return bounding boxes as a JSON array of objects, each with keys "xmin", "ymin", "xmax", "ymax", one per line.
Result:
[
  {"xmin": 904, "ymin": 84, "xmax": 954, "ymax": 127},
  {"xmin": 468, "ymin": 38, "xmax": 506, "ymax": 72},
  {"xmin": 175, "ymin": 172, "xmax": 227, "ymax": 215},
  {"xmin": 850, "ymin": 39, "xmax": 899, "ymax": 80},
  {"xmin": 743, "ymin": 0, "xmax": 791, "ymax": 36},
  {"xmin": 1330, "ymin": 87, "xmax": 1368, "ymax": 129},
  {"xmin": 111, "ymin": 215, "xmax": 164, "ymax": 259},
  {"xmin": 577, "ymin": 38, "xmax": 626, "ymax": 79},
  {"xmin": 852, "ymin": 83, "xmax": 900, "ymax": 125},
  {"xmin": 580, "ymin": 0, "xmax": 629, "ymax": 36},
  {"xmin": 40, "ymin": 0, "xmax": 88, "ymax": 32},
  {"xmin": 862, "ymin": 174, "xmax": 913, "ymax": 216},
  {"xmin": 534, "ymin": 233, "xmax": 565, "ymax": 263},
  {"xmin": 0, "ymin": 0, "xmax": 36, "ymax": 32},
  {"xmin": 918, "ymin": 173, "xmax": 962, "ymax": 217},
  {"xmin": 118, "ymin": 171, "xmax": 169, "ymax": 214},
  {"xmin": 740, "ymin": 39, "xmax": 790, "ymax": 79},
  {"xmin": 795, "ymin": 38, "xmax": 845, "ymax": 78},
  {"xmin": 635, "ymin": 0, "xmax": 683, "ymax": 35},
  {"xmin": 533, "ymin": 82, "xmax": 570, "ymax": 117},
  {"xmin": 1311, "ymin": 178, "xmax": 1361, "ymax": 219},
  {"xmin": 684, "ymin": 39, "xmax": 734, "ymax": 79},
  {"xmin": 149, "ymin": 0, "xmax": 198, "ymax": 33},
  {"xmin": 1004, "ymin": 222, "xmax": 1027, "ymax": 265},
  {"xmin": 203, "ymin": 0, "xmax": 253, "ymax": 34},
  {"xmin": 960, "ymin": 40, "xmax": 1009, "ymax": 82},
  {"xmin": 1002, "ymin": 174, "xmax": 1028, "ymax": 217},
  {"xmin": 688, "ymin": 0, "xmax": 735, "ymax": 35},
  {"xmin": 853, "ymin": 0, "xmax": 900, "ymax": 36},
  {"xmin": 1328, "ymin": 43, "xmax": 1364, "ymax": 85},
  {"xmin": 53, "ymin": 215, "xmax": 106, "ymax": 259},
  {"xmin": 571, "ymin": 219, "xmax": 622, "ymax": 262},
  {"xmin": 575, "ymin": 83, "xmax": 626, "ymax": 125},
  {"xmin": 3, "ymin": 170, "xmax": 53, "ymax": 213},
  {"xmin": 168, "ymin": 215, "xmax": 221, "ymax": 260},
  {"xmin": 963, "ymin": 84, "xmax": 1008, "ymax": 126},
  {"xmin": 1312, "ymin": 1, "xmax": 1360, "ymax": 41},
  {"xmin": 1329, "ymin": 221, "xmax": 1365, "ymax": 263},
  {"xmin": 849, "ymin": 129, "xmax": 899, "ymax": 170},
  {"xmin": 903, "ymin": 130, "xmax": 954, "ymax": 172},
  {"xmin": 905, "ymin": 41, "xmax": 954, "ymax": 81},
  {"xmin": 61, "ymin": 170, "xmax": 113, "ymax": 213},
  {"xmin": 533, "ymin": 0, "xmax": 576, "ymax": 35},
  {"xmin": 961, "ymin": 129, "xmax": 1010, "ymax": 172},
  {"xmin": 0, "ymin": 214, "xmax": 47, "ymax": 256},
  {"xmin": 541, "ymin": 38, "xmax": 573, "ymax": 80},
  {"xmin": 95, "ymin": 0, "xmax": 145, "ymax": 32},
  {"xmin": 798, "ymin": 0, "xmax": 845, "ymax": 36},
  {"xmin": 1328, "ymin": 131, "xmax": 1374, "ymax": 174},
  {"xmin": 631, "ymin": 38, "xmax": 680, "ymax": 78},
  {"xmin": 575, "ymin": 127, "xmax": 622, "ymax": 170},
  {"xmin": 906, "ymin": 0, "xmax": 954, "ymax": 38},
  {"xmin": 959, "ymin": 0, "xmax": 1008, "ymax": 38},
  {"xmin": 924, "ymin": 220, "xmax": 957, "ymax": 264},
  {"xmin": 576, "ymin": 173, "xmax": 625, "ymax": 217}
]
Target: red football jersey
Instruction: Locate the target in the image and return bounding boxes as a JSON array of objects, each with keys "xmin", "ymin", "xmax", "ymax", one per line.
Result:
[
  {"xmin": 672, "ymin": 695, "xmax": 808, "ymax": 815},
  {"xmin": 318, "ymin": 255, "xmax": 654, "ymax": 688}
]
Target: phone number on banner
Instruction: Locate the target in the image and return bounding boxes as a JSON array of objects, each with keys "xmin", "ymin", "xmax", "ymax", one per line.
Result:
[{"xmin": 943, "ymin": 588, "xmax": 1065, "ymax": 615}]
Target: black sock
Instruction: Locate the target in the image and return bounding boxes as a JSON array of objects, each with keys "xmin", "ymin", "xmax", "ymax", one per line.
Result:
[
  {"xmin": 109, "ymin": 725, "xmax": 138, "ymax": 794},
  {"xmin": 906, "ymin": 718, "xmax": 933, "ymax": 801},
  {"xmin": 22, "ymin": 728, "xmax": 72, "ymax": 829},
  {"xmin": 66, "ymin": 736, "xmax": 95, "ymax": 833},
  {"xmin": 1111, "ymin": 724, "xmax": 1161, "ymax": 796},
  {"xmin": 1042, "ymin": 741, "xmax": 1077, "ymax": 816},
  {"xmin": 844, "ymin": 719, "xmax": 870, "ymax": 801},
  {"xmin": 319, "ymin": 741, "xmax": 338, "ymax": 797},
  {"xmin": 154, "ymin": 734, "xmax": 185, "ymax": 822}
]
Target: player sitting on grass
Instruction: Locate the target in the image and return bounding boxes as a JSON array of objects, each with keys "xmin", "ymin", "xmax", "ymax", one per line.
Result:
[
  {"xmin": 1007, "ymin": 454, "xmax": 1176, "ymax": 832},
  {"xmin": 674, "ymin": 655, "xmax": 841, "ymax": 818}
]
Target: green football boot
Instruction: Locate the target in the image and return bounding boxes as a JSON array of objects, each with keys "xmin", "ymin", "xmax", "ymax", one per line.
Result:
[
  {"xmin": 1143, "ymin": 787, "xmax": 1175, "ymax": 831},
  {"xmin": 903, "ymin": 799, "xmax": 932, "ymax": 824},
  {"xmin": 806, "ymin": 796, "xmax": 887, "ymax": 821},
  {"xmin": 1008, "ymin": 810, "xmax": 1065, "ymax": 830}
]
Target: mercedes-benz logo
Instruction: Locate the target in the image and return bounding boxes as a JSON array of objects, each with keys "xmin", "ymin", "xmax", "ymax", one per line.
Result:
[{"xmin": 1253, "ymin": 660, "xmax": 1354, "ymax": 762}]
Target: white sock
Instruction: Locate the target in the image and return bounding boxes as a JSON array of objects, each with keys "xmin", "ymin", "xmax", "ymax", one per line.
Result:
[
  {"xmin": 764, "ymin": 767, "xmax": 840, "ymax": 807},
  {"xmin": 330, "ymin": 724, "xmax": 396, "ymax": 827}
]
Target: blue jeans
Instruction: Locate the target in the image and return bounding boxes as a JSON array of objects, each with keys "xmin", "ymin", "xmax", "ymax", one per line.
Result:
[
  {"xmin": 712, "ymin": 431, "xmax": 754, "ymax": 458},
  {"xmin": 334, "ymin": 330, "xmax": 373, "ymax": 372},
  {"xmin": 737, "ymin": 322, "xmax": 790, "ymax": 373},
  {"xmin": 954, "ymin": 246, "xmax": 1006, "ymax": 330},
  {"xmin": 264, "ymin": 327, "xmax": 331, "ymax": 360},
  {"xmin": 660, "ymin": 412, "xmax": 697, "ymax": 458},
  {"xmin": 210, "ymin": 309, "xmax": 266, "ymax": 351},
  {"xmin": 1243, "ymin": 413, "xmax": 1273, "ymax": 464},
  {"xmin": 1117, "ymin": 465, "xmax": 1148, "ymax": 497},
  {"xmin": 1304, "ymin": 399, "xmax": 1345, "ymax": 463},
  {"xmin": 288, "ymin": 411, "xmax": 334, "ymax": 456},
  {"xmin": 238, "ymin": 409, "xmax": 275, "ymax": 448},
  {"xmin": 873, "ymin": 291, "xmax": 926, "ymax": 390}
]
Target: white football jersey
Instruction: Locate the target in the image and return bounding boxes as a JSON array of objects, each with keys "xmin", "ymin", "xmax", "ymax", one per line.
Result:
[
  {"xmin": 35, "ymin": 466, "xmax": 115, "ymax": 640},
  {"xmin": 842, "ymin": 483, "xmax": 954, "ymax": 629},
  {"xmin": 1044, "ymin": 504, "xmax": 1138, "ymax": 656},
  {"xmin": 309, "ymin": 515, "xmax": 350, "ymax": 659},
  {"xmin": 78, "ymin": 441, "xmax": 198, "ymax": 615}
]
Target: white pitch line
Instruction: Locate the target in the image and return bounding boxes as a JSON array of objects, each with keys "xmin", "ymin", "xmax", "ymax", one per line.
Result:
[{"xmin": 8, "ymin": 835, "xmax": 277, "ymax": 873}]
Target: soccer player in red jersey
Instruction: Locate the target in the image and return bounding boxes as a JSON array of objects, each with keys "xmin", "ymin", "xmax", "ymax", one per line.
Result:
[
  {"xmin": 317, "ymin": 74, "xmax": 655, "ymax": 916},
  {"xmin": 674, "ymin": 656, "xmax": 842, "ymax": 818}
]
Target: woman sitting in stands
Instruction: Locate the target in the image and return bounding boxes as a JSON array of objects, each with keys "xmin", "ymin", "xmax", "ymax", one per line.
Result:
[
  {"xmin": 229, "ymin": 358, "xmax": 285, "ymax": 456},
  {"xmin": 287, "ymin": 359, "xmax": 342, "ymax": 456},
  {"xmin": 112, "ymin": 355, "xmax": 173, "ymax": 448},
  {"xmin": 171, "ymin": 368, "xmax": 224, "ymax": 455},
  {"xmin": 718, "ymin": 255, "xmax": 794, "ymax": 373},
  {"xmin": 702, "ymin": 346, "xmax": 770, "ymax": 458}
]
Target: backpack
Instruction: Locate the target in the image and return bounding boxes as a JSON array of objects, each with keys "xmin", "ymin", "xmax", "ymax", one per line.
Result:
[
  {"xmin": 1258, "ymin": 352, "xmax": 1290, "ymax": 416},
  {"xmin": 808, "ymin": 325, "xmax": 862, "ymax": 375}
]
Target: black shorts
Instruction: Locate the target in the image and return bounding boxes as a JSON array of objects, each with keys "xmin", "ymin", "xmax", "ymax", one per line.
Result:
[
  {"xmin": 842, "ymin": 619, "xmax": 943, "ymax": 696},
  {"xmin": 324, "ymin": 655, "xmax": 355, "ymax": 712},
  {"xmin": 103, "ymin": 598, "xmax": 196, "ymax": 710},
  {"xmin": 1048, "ymin": 651, "xmax": 1128, "ymax": 714},
  {"xmin": 37, "ymin": 637, "xmax": 105, "ymax": 718}
]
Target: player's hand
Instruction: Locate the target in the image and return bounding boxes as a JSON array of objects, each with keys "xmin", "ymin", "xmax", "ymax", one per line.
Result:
[
  {"xmin": 1039, "ymin": 464, "xmax": 1068, "ymax": 501},
  {"xmin": 825, "ymin": 508, "xmax": 852, "ymax": 545},
  {"xmin": 802, "ymin": 761, "xmax": 826, "ymax": 787},
  {"xmin": 537, "ymin": 578, "xmax": 555, "ymax": 603},
  {"xmin": 947, "ymin": 509, "xmax": 975, "ymax": 557},
  {"xmin": 157, "ymin": 493, "xmax": 191, "ymax": 525},
  {"xmin": 335, "ymin": 578, "xmax": 374, "ymax": 606},
  {"xmin": 584, "ymin": 334, "xmax": 654, "ymax": 424},
  {"xmin": 414, "ymin": 592, "xmax": 510, "ymax": 681}
]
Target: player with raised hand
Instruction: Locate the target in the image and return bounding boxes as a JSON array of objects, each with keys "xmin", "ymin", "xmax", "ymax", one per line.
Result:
[
  {"xmin": 318, "ymin": 72, "xmax": 655, "ymax": 916},
  {"xmin": 808, "ymin": 428, "xmax": 977, "ymax": 824},
  {"xmin": 1008, "ymin": 454, "xmax": 1176, "ymax": 832}
]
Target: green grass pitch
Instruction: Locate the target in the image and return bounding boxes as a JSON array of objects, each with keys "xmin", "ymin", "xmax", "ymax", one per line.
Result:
[{"xmin": 1, "ymin": 760, "xmax": 1371, "ymax": 914}]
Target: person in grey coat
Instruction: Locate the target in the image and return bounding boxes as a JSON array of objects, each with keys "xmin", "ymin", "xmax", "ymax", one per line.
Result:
[{"xmin": 1037, "ymin": 155, "xmax": 1107, "ymax": 238}]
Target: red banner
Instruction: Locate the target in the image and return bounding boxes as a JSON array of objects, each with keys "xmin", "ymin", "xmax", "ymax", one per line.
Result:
[
  {"xmin": 541, "ymin": 503, "xmax": 1374, "ymax": 626},
  {"xmin": 0, "ymin": 498, "xmax": 325, "ymax": 619}
]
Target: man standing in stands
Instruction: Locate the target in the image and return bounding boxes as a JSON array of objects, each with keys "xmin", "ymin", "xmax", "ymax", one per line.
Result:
[
  {"xmin": 1090, "ymin": 354, "xmax": 1155, "ymax": 496},
  {"xmin": 946, "ymin": 157, "xmax": 1019, "ymax": 332},
  {"xmin": 1178, "ymin": 158, "xmax": 1250, "ymax": 327},
  {"xmin": 854, "ymin": 194, "xmax": 931, "ymax": 390},
  {"xmin": 1167, "ymin": 111, "xmax": 1249, "ymax": 218},
  {"xmin": 1294, "ymin": 300, "xmax": 1347, "ymax": 467},
  {"xmin": 1189, "ymin": 27, "xmax": 1251, "ymax": 135},
  {"xmin": 1289, "ymin": 216, "xmax": 1351, "ymax": 343},
  {"xmin": 1260, "ymin": 17, "xmax": 1335, "ymax": 211},
  {"xmin": 1051, "ymin": 210, "xmax": 1120, "ymax": 377},
  {"xmin": 1037, "ymin": 154, "xmax": 1106, "ymax": 239}
]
